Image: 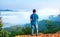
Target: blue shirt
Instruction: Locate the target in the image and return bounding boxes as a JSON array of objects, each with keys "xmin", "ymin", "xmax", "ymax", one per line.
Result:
[{"xmin": 30, "ymin": 13, "xmax": 39, "ymax": 25}]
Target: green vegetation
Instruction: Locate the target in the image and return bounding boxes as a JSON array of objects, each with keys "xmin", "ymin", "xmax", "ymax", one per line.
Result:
[
  {"xmin": 3, "ymin": 20, "xmax": 60, "ymax": 37},
  {"xmin": 0, "ymin": 19, "xmax": 60, "ymax": 37},
  {"xmin": 0, "ymin": 23, "xmax": 2, "ymax": 30},
  {"xmin": 0, "ymin": 21, "xmax": 11, "ymax": 37},
  {"xmin": 0, "ymin": 30, "xmax": 11, "ymax": 37},
  {"xmin": 39, "ymin": 20, "xmax": 60, "ymax": 34}
]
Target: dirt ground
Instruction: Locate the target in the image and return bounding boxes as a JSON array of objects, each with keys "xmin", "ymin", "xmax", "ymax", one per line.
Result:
[{"xmin": 15, "ymin": 31, "xmax": 60, "ymax": 37}]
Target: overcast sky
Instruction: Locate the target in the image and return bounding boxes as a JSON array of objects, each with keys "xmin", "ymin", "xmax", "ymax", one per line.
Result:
[{"xmin": 0, "ymin": 0, "xmax": 60, "ymax": 10}]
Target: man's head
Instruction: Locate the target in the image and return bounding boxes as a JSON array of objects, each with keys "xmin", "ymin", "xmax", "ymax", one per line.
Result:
[{"xmin": 33, "ymin": 9, "xmax": 36, "ymax": 13}]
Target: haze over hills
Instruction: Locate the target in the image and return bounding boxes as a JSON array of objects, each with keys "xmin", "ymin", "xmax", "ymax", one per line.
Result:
[
  {"xmin": 4, "ymin": 14, "xmax": 60, "ymax": 31},
  {"xmin": 2, "ymin": 12, "xmax": 60, "ymax": 28},
  {"xmin": 0, "ymin": 9, "xmax": 13, "ymax": 11},
  {"xmin": 49, "ymin": 14, "xmax": 60, "ymax": 21}
]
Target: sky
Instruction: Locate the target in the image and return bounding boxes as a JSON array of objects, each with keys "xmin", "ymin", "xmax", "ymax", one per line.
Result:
[
  {"xmin": 0, "ymin": 0, "xmax": 60, "ymax": 10},
  {"xmin": 0, "ymin": 0, "xmax": 60, "ymax": 28}
]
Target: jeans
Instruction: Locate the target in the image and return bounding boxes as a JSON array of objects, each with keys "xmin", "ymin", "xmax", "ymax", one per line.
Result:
[{"xmin": 31, "ymin": 24, "xmax": 38, "ymax": 35}]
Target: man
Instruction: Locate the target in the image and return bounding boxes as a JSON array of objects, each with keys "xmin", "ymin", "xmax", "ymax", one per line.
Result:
[{"xmin": 30, "ymin": 9, "xmax": 39, "ymax": 36}]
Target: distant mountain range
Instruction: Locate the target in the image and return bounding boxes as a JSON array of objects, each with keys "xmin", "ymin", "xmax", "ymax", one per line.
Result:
[
  {"xmin": 49, "ymin": 14, "xmax": 60, "ymax": 27},
  {"xmin": 0, "ymin": 9, "xmax": 13, "ymax": 11},
  {"xmin": 49, "ymin": 14, "xmax": 60, "ymax": 21}
]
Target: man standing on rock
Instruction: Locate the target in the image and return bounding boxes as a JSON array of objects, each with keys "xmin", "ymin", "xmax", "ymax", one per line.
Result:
[{"xmin": 30, "ymin": 9, "xmax": 39, "ymax": 36}]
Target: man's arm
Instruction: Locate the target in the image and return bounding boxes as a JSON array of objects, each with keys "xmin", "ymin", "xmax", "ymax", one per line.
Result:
[
  {"xmin": 37, "ymin": 15, "xmax": 39, "ymax": 22},
  {"xmin": 30, "ymin": 19, "xmax": 32, "ymax": 23},
  {"xmin": 30, "ymin": 15, "xmax": 32, "ymax": 23}
]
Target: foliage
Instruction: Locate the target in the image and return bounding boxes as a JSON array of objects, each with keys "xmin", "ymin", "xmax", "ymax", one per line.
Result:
[
  {"xmin": 0, "ymin": 30, "xmax": 11, "ymax": 37},
  {"xmin": 39, "ymin": 20, "xmax": 60, "ymax": 34},
  {"xmin": 0, "ymin": 21, "xmax": 11, "ymax": 37},
  {"xmin": 3, "ymin": 20, "xmax": 60, "ymax": 37},
  {"xmin": 0, "ymin": 23, "xmax": 3, "ymax": 30}
]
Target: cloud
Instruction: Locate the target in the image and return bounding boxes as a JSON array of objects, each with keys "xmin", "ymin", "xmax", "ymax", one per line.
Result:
[
  {"xmin": 2, "ymin": 12, "xmax": 32, "ymax": 24},
  {"xmin": 1, "ymin": 12, "xmax": 18, "ymax": 16},
  {"xmin": 1, "ymin": 8, "xmax": 60, "ymax": 25},
  {"xmin": 37, "ymin": 8, "xmax": 60, "ymax": 16}
]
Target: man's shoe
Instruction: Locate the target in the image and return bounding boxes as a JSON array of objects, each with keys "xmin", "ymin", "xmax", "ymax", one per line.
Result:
[
  {"xmin": 36, "ymin": 34, "xmax": 38, "ymax": 36},
  {"xmin": 30, "ymin": 34, "xmax": 33, "ymax": 36}
]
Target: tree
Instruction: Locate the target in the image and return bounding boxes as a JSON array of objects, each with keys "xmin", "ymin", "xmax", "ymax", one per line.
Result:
[
  {"xmin": 46, "ymin": 20, "xmax": 57, "ymax": 33},
  {"xmin": 0, "ymin": 17, "xmax": 11, "ymax": 37},
  {"xmin": 38, "ymin": 20, "xmax": 59, "ymax": 34},
  {"xmin": 0, "ymin": 17, "xmax": 2, "ymax": 30}
]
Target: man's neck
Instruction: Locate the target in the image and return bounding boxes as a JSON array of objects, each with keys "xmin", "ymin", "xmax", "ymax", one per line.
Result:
[{"xmin": 33, "ymin": 13, "xmax": 36, "ymax": 14}]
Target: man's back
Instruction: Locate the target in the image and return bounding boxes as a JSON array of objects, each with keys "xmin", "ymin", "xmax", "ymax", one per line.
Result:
[{"xmin": 30, "ymin": 13, "xmax": 38, "ymax": 25}]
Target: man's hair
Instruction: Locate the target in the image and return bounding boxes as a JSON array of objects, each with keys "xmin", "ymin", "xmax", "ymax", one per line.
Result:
[{"xmin": 33, "ymin": 9, "xmax": 36, "ymax": 13}]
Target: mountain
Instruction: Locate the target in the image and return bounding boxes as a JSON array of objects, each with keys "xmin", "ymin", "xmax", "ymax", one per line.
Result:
[
  {"xmin": 49, "ymin": 14, "xmax": 60, "ymax": 21},
  {"xmin": 0, "ymin": 9, "xmax": 13, "ymax": 11},
  {"xmin": 49, "ymin": 14, "xmax": 60, "ymax": 27},
  {"xmin": 3, "ymin": 25, "xmax": 22, "ymax": 32},
  {"xmin": 2, "ymin": 19, "xmax": 60, "ymax": 37}
]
